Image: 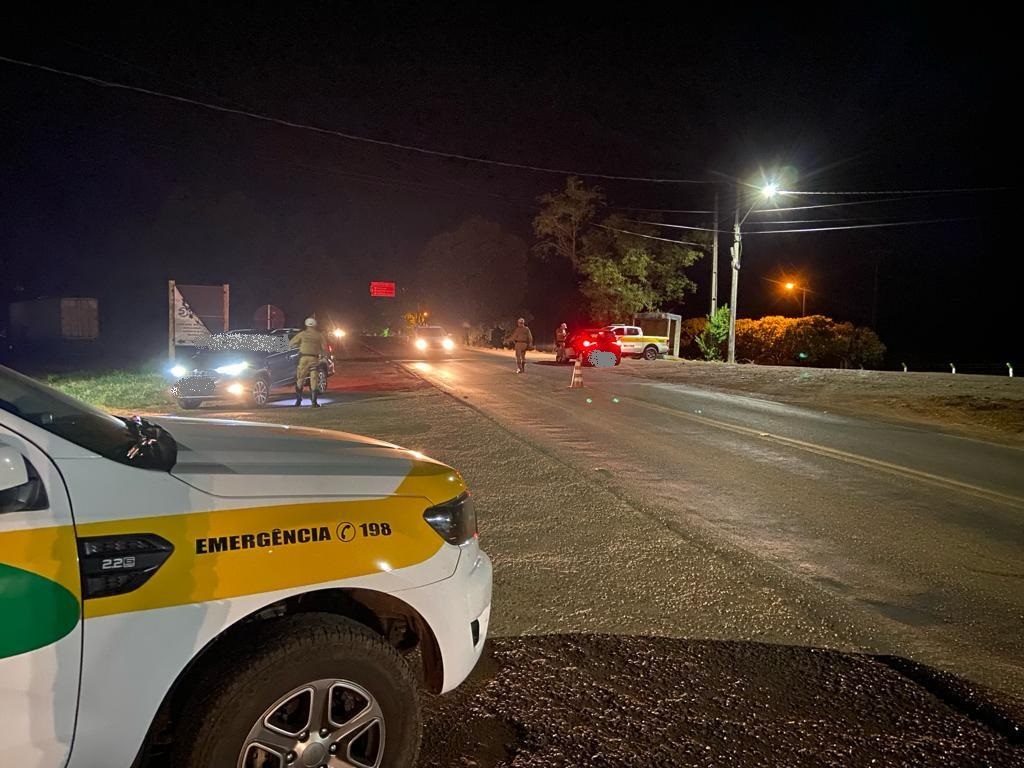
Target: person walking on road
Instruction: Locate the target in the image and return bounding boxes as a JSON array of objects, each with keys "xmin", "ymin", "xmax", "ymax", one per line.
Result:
[
  {"xmin": 289, "ymin": 317, "xmax": 328, "ymax": 407},
  {"xmin": 554, "ymin": 322, "xmax": 568, "ymax": 364},
  {"xmin": 506, "ymin": 317, "xmax": 533, "ymax": 374}
]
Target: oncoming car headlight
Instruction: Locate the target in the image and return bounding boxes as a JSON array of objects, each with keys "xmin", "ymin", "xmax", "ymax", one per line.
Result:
[
  {"xmin": 442, "ymin": 337, "xmax": 455, "ymax": 350},
  {"xmin": 214, "ymin": 362, "xmax": 250, "ymax": 376},
  {"xmin": 423, "ymin": 492, "xmax": 477, "ymax": 545},
  {"xmin": 415, "ymin": 338, "xmax": 428, "ymax": 350},
  {"xmin": 169, "ymin": 365, "xmax": 187, "ymax": 378}
]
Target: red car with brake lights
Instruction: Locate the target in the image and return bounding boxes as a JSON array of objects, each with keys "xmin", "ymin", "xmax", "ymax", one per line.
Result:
[{"xmin": 565, "ymin": 329, "xmax": 622, "ymax": 366}]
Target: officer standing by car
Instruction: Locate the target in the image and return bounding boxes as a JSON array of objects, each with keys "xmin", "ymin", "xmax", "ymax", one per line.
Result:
[
  {"xmin": 506, "ymin": 317, "xmax": 534, "ymax": 374},
  {"xmin": 555, "ymin": 322, "xmax": 568, "ymax": 364},
  {"xmin": 289, "ymin": 317, "xmax": 327, "ymax": 407}
]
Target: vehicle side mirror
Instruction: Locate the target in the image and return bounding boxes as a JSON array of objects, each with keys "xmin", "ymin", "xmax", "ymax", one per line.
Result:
[{"xmin": 0, "ymin": 445, "xmax": 29, "ymax": 492}]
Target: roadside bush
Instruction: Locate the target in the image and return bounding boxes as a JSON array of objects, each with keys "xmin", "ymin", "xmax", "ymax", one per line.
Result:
[
  {"xmin": 695, "ymin": 305, "xmax": 730, "ymax": 361},
  {"xmin": 735, "ymin": 315, "xmax": 886, "ymax": 368}
]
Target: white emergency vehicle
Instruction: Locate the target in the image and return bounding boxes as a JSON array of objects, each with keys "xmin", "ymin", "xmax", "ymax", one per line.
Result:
[
  {"xmin": 604, "ymin": 325, "xmax": 670, "ymax": 360},
  {"xmin": 0, "ymin": 363, "xmax": 491, "ymax": 768}
]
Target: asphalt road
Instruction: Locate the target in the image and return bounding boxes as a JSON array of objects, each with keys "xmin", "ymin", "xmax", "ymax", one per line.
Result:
[
  {"xmin": 169, "ymin": 346, "xmax": 1024, "ymax": 765},
  {"xmin": 395, "ymin": 348, "xmax": 1024, "ymax": 697}
]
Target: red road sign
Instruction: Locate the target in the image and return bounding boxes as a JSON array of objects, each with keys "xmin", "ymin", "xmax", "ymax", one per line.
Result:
[{"xmin": 370, "ymin": 281, "xmax": 396, "ymax": 297}]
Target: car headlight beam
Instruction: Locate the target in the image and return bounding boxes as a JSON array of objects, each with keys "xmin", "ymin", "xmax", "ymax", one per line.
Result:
[{"xmin": 215, "ymin": 362, "xmax": 250, "ymax": 376}]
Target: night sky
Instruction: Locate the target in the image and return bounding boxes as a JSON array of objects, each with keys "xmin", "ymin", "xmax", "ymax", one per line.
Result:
[{"xmin": 1, "ymin": 5, "xmax": 1014, "ymax": 371}]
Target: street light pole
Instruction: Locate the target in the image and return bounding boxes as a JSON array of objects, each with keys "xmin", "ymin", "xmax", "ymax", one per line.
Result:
[
  {"xmin": 727, "ymin": 182, "xmax": 780, "ymax": 363},
  {"xmin": 727, "ymin": 202, "xmax": 741, "ymax": 364},
  {"xmin": 710, "ymin": 188, "xmax": 719, "ymax": 316}
]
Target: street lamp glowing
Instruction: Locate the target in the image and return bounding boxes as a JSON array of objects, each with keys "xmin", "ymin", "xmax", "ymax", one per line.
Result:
[
  {"xmin": 727, "ymin": 174, "xmax": 794, "ymax": 364},
  {"xmin": 783, "ymin": 281, "xmax": 807, "ymax": 315}
]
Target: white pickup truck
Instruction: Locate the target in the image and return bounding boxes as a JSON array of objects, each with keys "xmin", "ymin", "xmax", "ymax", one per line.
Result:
[
  {"xmin": 0, "ymin": 363, "xmax": 491, "ymax": 768},
  {"xmin": 604, "ymin": 325, "xmax": 670, "ymax": 360}
]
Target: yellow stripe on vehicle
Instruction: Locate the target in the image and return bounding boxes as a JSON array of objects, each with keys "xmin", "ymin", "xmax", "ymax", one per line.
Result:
[
  {"xmin": 0, "ymin": 525, "xmax": 81, "ymax": 598},
  {"xmin": 78, "ymin": 494, "xmax": 444, "ymax": 618}
]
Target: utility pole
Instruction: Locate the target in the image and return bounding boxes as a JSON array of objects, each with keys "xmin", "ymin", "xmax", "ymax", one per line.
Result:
[
  {"xmin": 727, "ymin": 201, "xmax": 741, "ymax": 364},
  {"xmin": 710, "ymin": 188, "xmax": 719, "ymax": 316}
]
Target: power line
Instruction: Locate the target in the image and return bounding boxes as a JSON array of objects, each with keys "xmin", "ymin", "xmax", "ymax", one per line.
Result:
[
  {"xmin": 628, "ymin": 220, "xmax": 727, "ymax": 234},
  {"xmin": 612, "ymin": 206, "xmax": 713, "ymax": 214},
  {"xmin": 745, "ymin": 216, "xmax": 918, "ymax": 225},
  {"xmin": 628, "ymin": 215, "xmax": 985, "ymax": 235},
  {"xmin": 594, "ymin": 223, "xmax": 709, "ymax": 249},
  {"xmin": 0, "ymin": 111, "xmax": 541, "ymax": 209},
  {"xmin": 779, "ymin": 186, "xmax": 1008, "ymax": 196},
  {"xmin": 749, "ymin": 195, "xmax": 960, "ymax": 214},
  {"xmin": 0, "ymin": 54, "xmax": 714, "ymax": 185},
  {"xmin": 746, "ymin": 216, "xmax": 984, "ymax": 234}
]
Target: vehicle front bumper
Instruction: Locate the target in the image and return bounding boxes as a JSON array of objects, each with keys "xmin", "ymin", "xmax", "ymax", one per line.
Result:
[
  {"xmin": 170, "ymin": 375, "xmax": 245, "ymax": 402},
  {"xmin": 394, "ymin": 543, "xmax": 492, "ymax": 693}
]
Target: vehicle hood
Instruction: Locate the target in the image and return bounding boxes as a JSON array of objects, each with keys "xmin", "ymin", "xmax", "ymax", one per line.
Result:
[{"xmin": 151, "ymin": 416, "xmax": 465, "ymax": 502}]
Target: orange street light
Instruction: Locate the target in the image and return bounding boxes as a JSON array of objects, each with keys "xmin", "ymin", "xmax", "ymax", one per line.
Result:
[{"xmin": 784, "ymin": 282, "xmax": 807, "ymax": 316}]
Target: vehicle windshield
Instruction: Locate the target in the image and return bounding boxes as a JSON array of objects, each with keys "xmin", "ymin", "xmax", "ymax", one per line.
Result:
[
  {"xmin": 416, "ymin": 327, "xmax": 446, "ymax": 338},
  {"xmin": 0, "ymin": 364, "xmax": 177, "ymax": 471},
  {"xmin": 197, "ymin": 333, "xmax": 289, "ymax": 354}
]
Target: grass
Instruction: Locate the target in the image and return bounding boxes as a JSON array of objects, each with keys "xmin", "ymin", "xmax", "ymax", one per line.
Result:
[{"xmin": 46, "ymin": 370, "xmax": 176, "ymax": 411}]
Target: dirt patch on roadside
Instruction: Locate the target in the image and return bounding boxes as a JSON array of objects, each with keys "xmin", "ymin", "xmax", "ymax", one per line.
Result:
[
  {"xmin": 617, "ymin": 361, "xmax": 1024, "ymax": 444},
  {"xmin": 418, "ymin": 635, "xmax": 1024, "ymax": 767}
]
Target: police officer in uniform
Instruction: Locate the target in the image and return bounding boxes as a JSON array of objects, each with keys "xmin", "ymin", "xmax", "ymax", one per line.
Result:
[
  {"xmin": 505, "ymin": 317, "xmax": 534, "ymax": 374},
  {"xmin": 555, "ymin": 322, "xmax": 568, "ymax": 364},
  {"xmin": 289, "ymin": 317, "xmax": 327, "ymax": 407}
]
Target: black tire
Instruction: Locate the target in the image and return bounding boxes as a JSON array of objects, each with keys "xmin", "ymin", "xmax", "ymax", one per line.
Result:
[
  {"xmin": 251, "ymin": 376, "xmax": 270, "ymax": 407},
  {"xmin": 171, "ymin": 613, "xmax": 421, "ymax": 768},
  {"xmin": 178, "ymin": 399, "xmax": 201, "ymax": 410},
  {"xmin": 642, "ymin": 345, "xmax": 659, "ymax": 361}
]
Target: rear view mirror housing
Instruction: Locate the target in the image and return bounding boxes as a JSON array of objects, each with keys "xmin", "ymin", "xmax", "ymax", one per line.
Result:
[{"xmin": 0, "ymin": 445, "xmax": 29, "ymax": 492}]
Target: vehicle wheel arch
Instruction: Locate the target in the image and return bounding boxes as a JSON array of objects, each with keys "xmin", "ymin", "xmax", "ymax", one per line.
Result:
[{"xmin": 131, "ymin": 587, "xmax": 442, "ymax": 767}]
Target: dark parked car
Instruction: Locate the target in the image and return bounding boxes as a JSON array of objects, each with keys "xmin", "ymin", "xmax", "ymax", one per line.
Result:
[
  {"xmin": 566, "ymin": 329, "xmax": 622, "ymax": 366},
  {"xmin": 169, "ymin": 331, "xmax": 335, "ymax": 409}
]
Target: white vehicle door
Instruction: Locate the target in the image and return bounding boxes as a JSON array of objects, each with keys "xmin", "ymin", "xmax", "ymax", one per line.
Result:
[
  {"xmin": 616, "ymin": 327, "xmax": 642, "ymax": 354},
  {"xmin": 0, "ymin": 425, "xmax": 82, "ymax": 768}
]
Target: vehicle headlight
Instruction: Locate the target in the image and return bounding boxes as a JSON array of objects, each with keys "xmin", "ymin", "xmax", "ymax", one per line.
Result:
[
  {"xmin": 332, "ymin": 328, "xmax": 346, "ymax": 338},
  {"xmin": 215, "ymin": 362, "xmax": 250, "ymax": 376},
  {"xmin": 415, "ymin": 339, "xmax": 428, "ymax": 350},
  {"xmin": 423, "ymin": 492, "xmax": 477, "ymax": 545},
  {"xmin": 442, "ymin": 337, "xmax": 455, "ymax": 350},
  {"xmin": 226, "ymin": 383, "xmax": 244, "ymax": 395},
  {"xmin": 170, "ymin": 365, "xmax": 187, "ymax": 378}
]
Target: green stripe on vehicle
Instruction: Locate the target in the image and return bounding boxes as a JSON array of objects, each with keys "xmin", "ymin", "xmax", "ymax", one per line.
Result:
[{"xmin": 0, "ymin": 563, "xmax": 80, "ymax": 658}]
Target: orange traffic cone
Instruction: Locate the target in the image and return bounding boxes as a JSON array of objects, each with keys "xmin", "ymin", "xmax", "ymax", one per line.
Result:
[{"xmin": 568, "ymin": 358, "xmax": 584, "ymax": 388}]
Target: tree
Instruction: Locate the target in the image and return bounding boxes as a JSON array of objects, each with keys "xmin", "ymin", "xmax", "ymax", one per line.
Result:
[
  {"xmin": 417, "ymin": 217, "xmax": 528, "ymax": 326},
  {"xmin": 532, "ymin": 176, "xmax": 604, "ymax": 268},
  {"xmin": 533, "ymin": 178, "xmax": 704, "ymax": 321}
]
